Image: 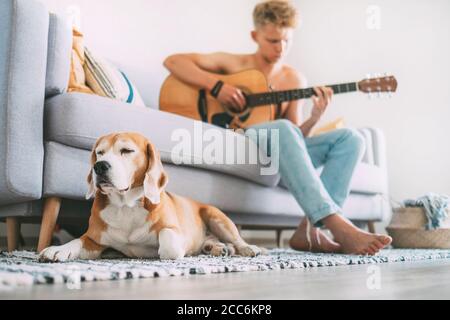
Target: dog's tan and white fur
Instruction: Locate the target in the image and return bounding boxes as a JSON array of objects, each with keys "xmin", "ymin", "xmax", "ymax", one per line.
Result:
[{"xmin": 39, "ymin": 132, "xmax": 262, "ymax": 262}]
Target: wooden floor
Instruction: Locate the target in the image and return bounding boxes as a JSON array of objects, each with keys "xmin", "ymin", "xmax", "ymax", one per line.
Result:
[{"xmin": 2, "ymin": 259, "xmax": 450, "ymax": 299}]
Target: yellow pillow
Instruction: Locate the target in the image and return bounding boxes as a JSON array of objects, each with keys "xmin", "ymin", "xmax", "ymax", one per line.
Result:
[
  {"xmin": 311, "ymin": 117, "xmax": 345, "ymax": 136},
  {"xmin": 67, "ymin": 28, "xmax": 94, "ymax": 94}
]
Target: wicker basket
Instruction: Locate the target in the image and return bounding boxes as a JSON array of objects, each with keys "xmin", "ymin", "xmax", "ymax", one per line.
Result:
[{"xmin": 386, "ymin": 207, "xmax": 450, "ymax": 249}]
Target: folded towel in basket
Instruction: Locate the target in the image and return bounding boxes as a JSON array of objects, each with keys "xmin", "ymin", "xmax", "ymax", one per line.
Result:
[{"xmin": 404, "ymin": 193, "xmax": 450, "ymax": 230}]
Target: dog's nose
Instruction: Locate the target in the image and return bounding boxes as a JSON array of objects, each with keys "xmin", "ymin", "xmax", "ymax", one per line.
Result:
[{"xmin": 94, "ymin": 161, "xmax": 111, "ymax": 175}]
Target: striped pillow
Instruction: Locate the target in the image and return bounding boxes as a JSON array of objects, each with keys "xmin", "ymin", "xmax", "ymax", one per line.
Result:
[{"xmin": 84, "ymin": 47, "xmax": 146, "ymax": 107}]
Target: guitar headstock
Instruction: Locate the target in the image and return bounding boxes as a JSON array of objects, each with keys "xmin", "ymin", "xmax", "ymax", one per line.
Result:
[{"xmin": 358, "ymin": 74, "xmax": 398, "ymax": 95}]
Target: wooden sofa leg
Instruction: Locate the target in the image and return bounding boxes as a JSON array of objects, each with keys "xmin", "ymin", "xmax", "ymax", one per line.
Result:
[
  {"xmin": 276, "ymin": 229, "xmax": 283, "ymax": 248},
  {"xmin": 368, "ymin": 221, "xmax": 376, "ymax": 234},
  {"xmin": 37, "ymin": 197, "xmax": 62, "ymax": 253},
  {"xmin": 6, "ymin": 217, "xmax": 21, "ymax": 252}
]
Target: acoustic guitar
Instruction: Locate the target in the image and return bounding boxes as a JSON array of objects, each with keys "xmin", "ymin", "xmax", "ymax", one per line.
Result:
[{"xmin": 159, "ymin": 69, "xmax": 397, "ymax": 129}]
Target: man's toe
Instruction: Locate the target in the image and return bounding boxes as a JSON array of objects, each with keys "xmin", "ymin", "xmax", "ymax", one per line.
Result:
[
  {"xmin": 369, "ymin": 244, "xmax": 379, "ymax": 254},
  {"xmin": 373, "ymin": 239, "xmax": 385, "ymax": 250},
  {"xmin": 380, "ymin": 235, "xmax": 392, "ymax": 245}
]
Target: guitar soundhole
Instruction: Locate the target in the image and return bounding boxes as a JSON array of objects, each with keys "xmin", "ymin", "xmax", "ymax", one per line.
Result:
[
  {"xmin": 211, "ymin": 112, "xmax": 251, "ymax": 129},
  {"xmin": 211, "ymin": 113, "xmax": 233, "ymax": 128}
]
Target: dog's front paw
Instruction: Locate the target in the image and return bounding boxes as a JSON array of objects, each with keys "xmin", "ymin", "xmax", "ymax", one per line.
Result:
[
  {"xmin": 39, "ymin": 239, "xmax": 82, "ymax": 262},
  {"xmin": 236, "ymin": 244, "xmax": 261, "ymax": 257},
  {"xmin": 158, "ymin": 248, "xmax": 185, "ymax": 260},
  {"xmin": 158, "ymin": 228, "xmax": 185, "ymax": 260}
]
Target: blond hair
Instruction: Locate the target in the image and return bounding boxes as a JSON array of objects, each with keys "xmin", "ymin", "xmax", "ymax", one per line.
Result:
[{"xmin": 253, "ymin": 0, "xmax": 298, "ymax": 29}]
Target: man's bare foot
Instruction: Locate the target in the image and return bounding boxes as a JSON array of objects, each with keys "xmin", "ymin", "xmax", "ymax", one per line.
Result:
[
  {"xmin": 323, "ymin": 214, "xmax": 392, "ymax": 255},
  {"xmin": 289, "ymin": 218, "xmax": 341, "ymax": 253}
]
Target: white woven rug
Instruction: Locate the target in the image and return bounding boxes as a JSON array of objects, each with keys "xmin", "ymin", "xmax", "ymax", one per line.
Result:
[{"xmin": 2, "ymin": 249, "xmax": 450, "ymax": 290}]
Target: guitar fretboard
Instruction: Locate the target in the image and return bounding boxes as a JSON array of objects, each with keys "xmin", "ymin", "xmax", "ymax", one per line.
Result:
[{"xmin": 246, "ymin": 82, "xmax": 358, "ymax": 107}]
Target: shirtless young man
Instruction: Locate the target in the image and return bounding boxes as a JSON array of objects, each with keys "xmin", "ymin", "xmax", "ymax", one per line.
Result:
[{"xmin": 163, "ymin": 0, "xmax": 392, "ymax": 255}]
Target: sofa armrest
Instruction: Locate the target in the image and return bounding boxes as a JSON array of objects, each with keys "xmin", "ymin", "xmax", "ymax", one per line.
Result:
[
  {"xmin": 362, "ymin": 127, "xmax": 392, "ymax": 222},
  {"xmin": 0, "ymin": 0, "xmax": 49, "ymax": 205},
  {"xmin": 362, "ymin": 127, "xmax": 388, "ymax": 170},
  {"xmin": 356, "ymin": 128, "xmax": 375, "ymax": 165}
]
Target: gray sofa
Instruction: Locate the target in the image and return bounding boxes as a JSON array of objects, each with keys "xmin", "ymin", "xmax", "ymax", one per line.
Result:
[{"xmin": 0, "ymin": 0, "xmax": 391, "ymax": 251}]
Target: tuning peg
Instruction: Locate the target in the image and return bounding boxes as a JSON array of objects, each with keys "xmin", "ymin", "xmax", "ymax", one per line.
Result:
[
  {"xmin": 388, "ymin": 92, "xmax": 393, "ymax": 98},
  {"xmin": 377, "ymin": 92, "xmax": 382, "ymax": 98},
  {"xmin": 366, "ymin": 73, "xmax": 371, "ymax": 80},
  {"xmin": 368, "ymin": 93, "xmax": 373, "ymax": 100}
]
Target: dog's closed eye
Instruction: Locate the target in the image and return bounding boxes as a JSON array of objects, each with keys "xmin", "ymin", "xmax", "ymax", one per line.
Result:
[{"xmin": 120, "ymin": 148, "xmax": 135, "ymax": 155}]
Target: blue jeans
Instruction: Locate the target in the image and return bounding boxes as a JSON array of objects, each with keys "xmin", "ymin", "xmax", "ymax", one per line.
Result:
[{"xmin": 245, "ymin": 119, "xmax": 365, "ymax": 226}]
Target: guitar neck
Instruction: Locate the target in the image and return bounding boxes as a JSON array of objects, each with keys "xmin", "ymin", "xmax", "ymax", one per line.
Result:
[{"xmin": 246, "ymin": 82, "xmax": 359, "ymax": 107}]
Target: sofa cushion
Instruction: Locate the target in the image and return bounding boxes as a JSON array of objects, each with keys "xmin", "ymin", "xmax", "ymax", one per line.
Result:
[
  {"xmin": 45, "ymin": 13, "xmax": 71, "ymax": 98},
  {"xmin": 42, "ymin": 141, "xmax": 386, "ymax": 222},
  {"xmin": 42, "ymin": 141, "xmax": 294, "ymax": 215},
  {"xmin": 348, "ymin": 162, "xmax": 388, "ymax": 194},
  {"xmin": 44, "ymin": 92, "xmax": 281, "ymax": 187},
  {"xmin": 67, "ymin": 28, "xmax": 94, "ymax": 94},
  {"xmin": 84, "ymin": 47, "xmax": 146, "ymax": 107}
]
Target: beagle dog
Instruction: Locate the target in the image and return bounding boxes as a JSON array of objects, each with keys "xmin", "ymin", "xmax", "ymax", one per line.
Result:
[{"xmin": 39, "ymin": 132, "xmax": 263, "ymax": 262}]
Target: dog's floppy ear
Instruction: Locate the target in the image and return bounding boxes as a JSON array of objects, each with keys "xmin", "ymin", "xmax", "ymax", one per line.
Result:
[
  {"xmin": 86, "ymin": 139, "xmax": 100, "ymax": 199},
  {"xmin": 143, "ymin": 141, "xmax": 168, "ymax": 204}
]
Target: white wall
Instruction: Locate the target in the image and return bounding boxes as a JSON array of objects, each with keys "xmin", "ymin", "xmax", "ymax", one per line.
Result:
[
  {"xmin": 37, "ymin": 0, "xmax": 450, "ymax": 205},
  {"xmin": 289, "ymin": 0, "xmax": 450, "ymax": 203}
]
